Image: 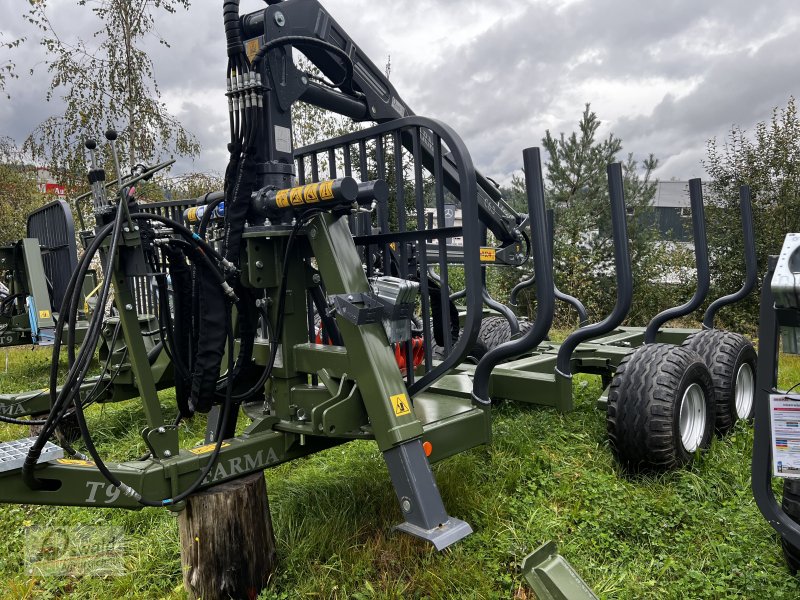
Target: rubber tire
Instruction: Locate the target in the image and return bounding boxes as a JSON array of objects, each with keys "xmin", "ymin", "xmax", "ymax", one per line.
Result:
[
  {"xmin": 782, "ymin": 479, "xmax": 800, "ymax": 574},
  {"xmin": 607, "ymin": 343, "xmax": 716, "ymax": 472},
  {"xmin": 681, "ymin": 329, "xmax": 757, "ymax": 435},
  {"xmin": 478, "ymin": 316, "xmax": 534, "ymax": 352}
]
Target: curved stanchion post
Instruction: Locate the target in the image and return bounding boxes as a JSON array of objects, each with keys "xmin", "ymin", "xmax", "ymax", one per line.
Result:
[
  {"xmin": 479, "ymin": 225, "xmax": 520, "ymax": 335},
  {"xmin": 450, "ymin": 288, "xmax": 466, "ymax": 302},
  {"xmin": 510, "ymin": 210, "xmax": 589, "ymax": 327},
  {"xmin": 643, "ymin": 178, "xmax": 709, "ymax": 344},
  {"xmin": 509, "ymin": 274, "xmax": 534, "ymax": 306},
  {"xmin": 472, "ymin": 147, "xmax": 554, "ymax": 406},
  {"xmin": 429, "ymin": 269, "xmax": 466, "ymax": 304},
  {"xmin": 752, "ymin": 256, "xmax": 800, "ymax": 547},
  {"xmin": 547, "ymin": 210, "xmax": 590, "ymax": 327},
  {"xmin": 482, "ymin": 288, "xmax": 520, "ymax": 335},
  {"xmin": 555, "ymin": 163, "xmax": 632, "ymax": 377},
  {"xmin": 702, "ymin": 185, "xmax": 757, "ymax": 329}
]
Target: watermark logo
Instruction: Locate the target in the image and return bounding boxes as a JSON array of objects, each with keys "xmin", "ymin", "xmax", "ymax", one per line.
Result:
[{"xmin": 24, "ymin": 525, "xmax": 127, "ymax": 577}]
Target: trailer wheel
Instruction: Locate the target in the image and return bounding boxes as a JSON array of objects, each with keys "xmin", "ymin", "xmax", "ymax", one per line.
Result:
[
  {"xmin": 478, "ymin": 316, "xmax": 534, "ymax": 353},
  {"xmin": 681, "ymin": 329, "xmax": 757, "ymax": 434},
  {"xmin": 782, "ymin": 479, "xmax": 800, "ymax": 574},
  {"xmin": 607, "ymin": 344, "xmax": 715, "ymax": 471}
]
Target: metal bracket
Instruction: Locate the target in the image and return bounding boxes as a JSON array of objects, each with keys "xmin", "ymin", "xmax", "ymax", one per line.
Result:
[
  {"xmin": 522, "ymin": 541, "xmax": 598, "ymax": 600},
  {"xmin": 143, "ymin": 425, "xmax": 180, "ymax": 460}
]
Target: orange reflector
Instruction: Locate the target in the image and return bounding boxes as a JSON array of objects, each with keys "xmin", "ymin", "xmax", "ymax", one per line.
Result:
[{"xmin": 422, "ymin": 441, "xmax": 433, "ymax": 457}]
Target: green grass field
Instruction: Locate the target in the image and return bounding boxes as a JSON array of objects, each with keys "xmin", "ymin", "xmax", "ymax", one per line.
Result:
[{"xmin": 1, "ymin": 344, "xmax": 799, "ymax": 599}]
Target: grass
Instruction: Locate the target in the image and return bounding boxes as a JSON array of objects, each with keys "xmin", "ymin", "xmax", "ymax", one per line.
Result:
[{"xmin": 0, "ymin": 343, "xmax": 799, "ymax": 599}]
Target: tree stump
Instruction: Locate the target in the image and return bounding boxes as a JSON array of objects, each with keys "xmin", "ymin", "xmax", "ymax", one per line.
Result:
[{"xmin": 178, "ymin": 471, "xmax": 277, "ymax": 600}]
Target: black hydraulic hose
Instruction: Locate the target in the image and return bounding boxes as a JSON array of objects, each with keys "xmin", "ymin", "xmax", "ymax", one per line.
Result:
[
  {"xmin": 0, "ymin": 415, "xmax": 48, "ymax": 426},
  {"xmin": 128, "ymin": 213, "xmax": 228, "ymax": 267},
  {"xmin": 251, "ymin": 36, "xmax": 354, "ymax": 88},
  {"xmin": 644, "ymin": 178, "xmax": 709, "ymax": 344},
  {"xmin": 23, "ymin": 216, "xmax": 120, "ymax": 488},
  {"xmin": 218, "ymin": 217, "xmax": 306, "ymax": 402},
  {"xmin": 198, "ymin": 192, "xmax": 225, "ymax": 238},
  {"xmin": 223, "ymin": 0, "xmax": 244, "ymax": 58},
  {"xmin": 65, "ymin": 306, "xmax": 237, "ymax": 507},
  {"xmin": 555, "ymin": 164, "xmax": 632, "ymax": 377},
  {"xmin": 472, "ymin": 148, "xmax": 554, "ymax": 405},
  {"xmin": 702, "ymin": 185, "xmax": 757, "ymax": 329}
]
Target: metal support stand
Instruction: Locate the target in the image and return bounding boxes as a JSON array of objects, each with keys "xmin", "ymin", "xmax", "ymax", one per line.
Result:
[{"xmin": 384, "ymin": 439, "xmax": 472, "ymax": 550}]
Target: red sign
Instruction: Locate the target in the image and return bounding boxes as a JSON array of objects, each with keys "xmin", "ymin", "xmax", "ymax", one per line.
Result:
[{"xmin": 44, "ymin": 183, "xmax": 66, "ymax": 197}]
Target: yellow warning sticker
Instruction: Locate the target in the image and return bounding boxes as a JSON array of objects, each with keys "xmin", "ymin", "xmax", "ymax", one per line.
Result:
[
  {"xmin": 290, "ymin": 187, "xmax": 304, "ymax": 206},
  {"xmin": 186, "ymin": 206, "xmax": 198, "ymax": 223},
  {"xmin": 244, "ymin": 38, "xmax": 261, "ymax": 63},
  {"xmin": 276, "ymin": 189, "xmax": 290, "ymax": 208},
  {"xmin": 479, "ymin": 248, "xmax": 497, "ymax": 262},
  {"xmin": 319, "ymin": 180, "xmax": 335, "ymax": 200},
  {"xmin": 56, "ymin": 459, "xmax": 94, "ymax": 467},
  {"xmin": 390, "ymin": 393, "xmax": 411, "ymax": 417},
  {"xmin": 190, "ymin": 442, "xmax": 231, "ymax": 455},
  {"xmin": 38, "ymin": 310, "xmax": 51, "ymax": 320},
  {"xmin": 303, "ymin": 183, "xmax": 320, "ymax": 203}
]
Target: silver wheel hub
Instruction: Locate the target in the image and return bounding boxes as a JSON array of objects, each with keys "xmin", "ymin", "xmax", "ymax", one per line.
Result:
[
  {"xmin": 734, "ymin": 363, "xmax": 755, "ymax": 420},
  {"xmin": 679, "ymin": 383, "xmax": 706, "ymax": 453}
]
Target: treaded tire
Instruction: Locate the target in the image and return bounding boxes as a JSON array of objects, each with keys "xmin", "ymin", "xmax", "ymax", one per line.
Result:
[
  {"xmin": 782, "ymin": 479, "xmax": 800, "ymax": 574},
  {"xmin": 681, "ymin": 329, "xmax": 757, "ymax": 435},
  {"xmin": 607, "ymin": 343, "xmax": 715, "ymax": 472},
  {"xmin": 477, "ymin": 316, "xmax": 533, "ymax": 353}
]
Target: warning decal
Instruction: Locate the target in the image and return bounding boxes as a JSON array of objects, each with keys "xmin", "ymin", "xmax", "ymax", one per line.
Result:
[
  {"xmin": 319, "ymin": 180, "xmax": 335, "ymax": 200},
  {"xmin": 390, "ymin": 393, "xmax": 411, "ymax": 417},
  {"xmin": 38, "ymin": 310, "xmax": 51, "ymax": 320},
  {"xmin": 290, "ymin": 187, "xmax": 304, "ymax": 206},
  {"xmin": 276, "ymin": 189, "xmax": 290, "ymax": 208},
  {"xmin": 244, "ymin": 38, "xmax": 261, "ymax": 63},
  {"xmin": 190, "ymin": 442, "xmax": 231, "ymax": 455},
  {"xmin": 303, "ymin": 183, "xmax": 320, "ymax": 203},
  {"xmin": 56, "ymin": 459, "xmax": 94, "ymax": 467},
  {"xmin": 479, "ymin": 248, "xmax": 496, "ymax": 262}
]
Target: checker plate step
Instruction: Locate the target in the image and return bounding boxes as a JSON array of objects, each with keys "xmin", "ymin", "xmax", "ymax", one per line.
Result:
[{"xmin": 0, "ymin": 437, "xmax": 63, "ymax": 473}]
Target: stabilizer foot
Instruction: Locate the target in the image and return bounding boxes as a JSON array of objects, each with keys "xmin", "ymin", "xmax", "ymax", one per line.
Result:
[
  {"xmin": 383, "ymin": 439, "xmax": 472, "ymax": 550},
  {"xmin": 395, "ymin": 517, "xmax": 472, "ymax": 550}
]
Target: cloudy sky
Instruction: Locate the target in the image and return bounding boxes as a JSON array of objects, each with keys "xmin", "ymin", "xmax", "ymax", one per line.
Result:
[{"xmin": 1, "ymin": 0, "xmax": 798, "ymax": 185}]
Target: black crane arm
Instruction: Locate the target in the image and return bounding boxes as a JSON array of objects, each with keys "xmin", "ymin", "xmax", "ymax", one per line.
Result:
[{"xmin": 239, "ymin": 0, "xmax": 525, "ymax": 250}]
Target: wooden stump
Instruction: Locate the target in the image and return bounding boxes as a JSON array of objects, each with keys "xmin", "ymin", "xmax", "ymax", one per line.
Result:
[
  {"xmin": 178, "ymin": 471, "xmax": 277, "ymax": 600},
  {"xmin": 30, "ymin": 412, "xmax": 81, "ymax": 443}
]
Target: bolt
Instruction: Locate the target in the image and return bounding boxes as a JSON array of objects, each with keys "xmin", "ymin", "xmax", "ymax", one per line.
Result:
[
  {"xmin": 371, "ymin": 106, "xmax": 377, "ymax": 114},
  {"xmin": 164, "ymin": 450, "xmax": 172, "ymax": 458},
  {"xmin": 123, "ymin": 227, "xmax": 130, "ymax": 233},
  {"xmin": 301, "ymin": 76, "xmax": 308, "ymax": 85},
  {"xmin": 312, "ymin": 274, "xmax": 321, "ymax": 284},
  {"xmin": 134, "ymin": 226, "xmax": 140, "ymax": 231},
  {"xmin": 274, "ymin": 11, "xmax": 285, "ymax": 26},
  {"xmin": 157, "ymin": 427, "xmax": 166, "ymax": 434},
  {"xmin": 255, "ymin": 260, "xmax": 264, "ymax": 269},
  {"xmin": 309, "ymin": 227, "xmax": 317, "ymax": 239},
  {"xmin": 401, "ymin": 499, "xmax": 412, "ymax": 513},
  {"xmin": 125, "ymin": 304, "xmax": 133, "ymax": 311},
  {"xmin": 347, "ymin": 295, "xmax": 353, "ymax": 301}
]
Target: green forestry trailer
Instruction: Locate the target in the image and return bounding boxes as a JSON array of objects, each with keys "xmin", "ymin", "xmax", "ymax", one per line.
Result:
[{"xmin": 0, "ymin": 0, "xmax": 760, "ymax": 595}]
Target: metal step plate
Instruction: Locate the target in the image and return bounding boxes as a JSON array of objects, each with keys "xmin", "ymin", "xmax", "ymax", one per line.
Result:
[{"xmin": 0, "ymin": 437, "xmax": 63, "ymax": 473}]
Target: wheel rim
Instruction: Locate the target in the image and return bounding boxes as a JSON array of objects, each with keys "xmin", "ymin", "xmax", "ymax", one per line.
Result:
[
  {"xmin": 735, "ymin": 363, "xmax": 755, "ymax": 419},
  {"xmin": 679, "ymin": 383, "xmax": 706, "ymax": 453}
]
